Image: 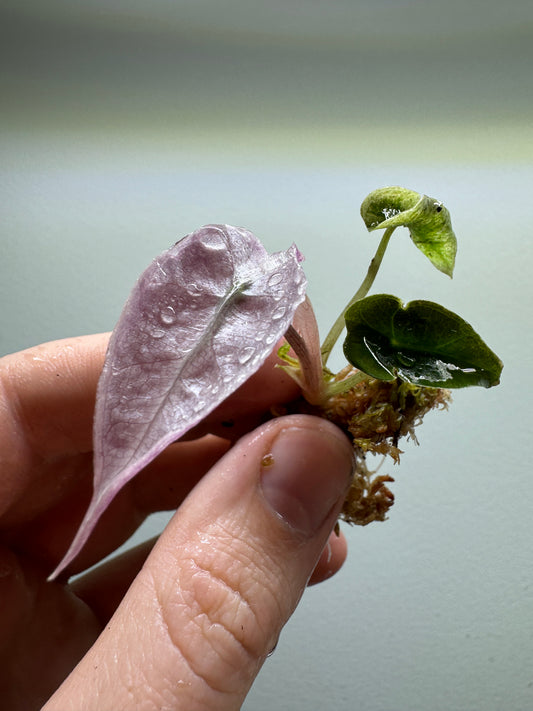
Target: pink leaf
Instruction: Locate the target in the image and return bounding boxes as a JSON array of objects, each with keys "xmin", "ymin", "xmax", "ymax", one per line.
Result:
[{"xmin": 49, "ymin": 224, "xmax": 306, "ymax": 579}]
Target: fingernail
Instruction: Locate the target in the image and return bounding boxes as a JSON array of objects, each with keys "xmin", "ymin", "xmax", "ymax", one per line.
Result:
[{"xmin": 260, "ymin": 424, "xmax": 355, "ymax": 536}]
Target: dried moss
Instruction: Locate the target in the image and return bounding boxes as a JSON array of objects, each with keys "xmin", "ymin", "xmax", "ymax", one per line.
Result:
[
  {"xmin": 276, "ymin": 367, "xmax": 450, "ymax": 526},
  {"xmin": 325, "ymin": 368, "xmax": 450, "ymax": 525}
]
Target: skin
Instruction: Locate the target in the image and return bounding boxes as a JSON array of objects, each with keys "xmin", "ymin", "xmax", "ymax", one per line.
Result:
[{"xmin": 0, "ymin": 334, "xmax": 354, "ymax": 710}]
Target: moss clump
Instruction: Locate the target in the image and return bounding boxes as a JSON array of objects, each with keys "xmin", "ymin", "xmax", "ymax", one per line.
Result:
[
  {"xmin": 322, "ymin": 367, "xmax": 450, "ymax": 525},
  {"xmin": 276, "ymin": 367, "xmax": 450, "ymax": 526}
]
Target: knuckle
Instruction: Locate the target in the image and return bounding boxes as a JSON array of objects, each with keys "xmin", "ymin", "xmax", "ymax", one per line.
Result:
[{"xmin": 158, "ymin": 526, "xmax": 284, "ymax": 697}]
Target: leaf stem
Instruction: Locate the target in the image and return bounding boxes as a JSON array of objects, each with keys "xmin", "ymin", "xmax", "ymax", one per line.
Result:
[
  {"xmin": 321, "ymin": 226, "xmax": 396, "ymax": 365},
  {"xmin": 283, "ymin": 324, "xmax": 327, "ymax": 405},
  {"xmin": 324, "ymin": 370, "xmax": 369, "ymax": 398}
]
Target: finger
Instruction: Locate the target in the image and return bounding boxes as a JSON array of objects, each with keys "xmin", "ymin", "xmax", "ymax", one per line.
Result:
[
  {"xmin": 62, "ymin": 435, "xmax": 231, "ymax": 576},
  {"xmin": 70, "ymin": 538, "xmax": 157, "ymax": 625},
  {"xmin": 1, "ymin": 333, "xmax": 298, "ymax": 577},
  {"xmin": 0, "ymin": 334, "xmax": 109, "ymax": 456},
  {"xmin": 0, "ymin": 545, "xmax": 103, "ymax": 711},
  {"xmin": 0, "ymin": 334, "xmax": 297, "ymax": 463},
  {"xmin": 71, "ymin": 525, "xmax": 348, "ymax": 624},
  {"xmin": 0, "ymin": 335, "xmax": 298, "ymax": 521},
  {"xmin": 44, "ymin": 415, "xmax": 354, "ymax": 711},
  {"xmin": 13, "ymin": 436, "xmax": 230, "ymax": 574},
  {"xmin": 0, "ymin": 334, "xmax": 110, "ymax": 519}
]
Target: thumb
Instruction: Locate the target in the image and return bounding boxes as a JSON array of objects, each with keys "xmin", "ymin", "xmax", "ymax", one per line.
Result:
[{"xmin": 44, "ymin": 414, "xmax": 354, "ymax": 711}]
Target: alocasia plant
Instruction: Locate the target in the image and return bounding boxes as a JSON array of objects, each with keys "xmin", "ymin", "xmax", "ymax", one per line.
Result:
[{"xmin": 49, "ymin": 188, "xmax": 502, "ymax": 580}]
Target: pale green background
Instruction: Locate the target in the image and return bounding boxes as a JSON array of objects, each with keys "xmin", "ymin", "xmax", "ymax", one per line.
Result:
[{"xmin": 1, "ymin": 2, "xmax": 532, "ymax": 710}]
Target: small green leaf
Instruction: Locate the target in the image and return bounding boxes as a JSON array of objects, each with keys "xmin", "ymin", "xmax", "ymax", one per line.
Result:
[
  {"xmin": 343, "ymin": 294, "xmax": 503, "ymax": 389},
  {"xmin": 360, "ymin": 186, "xmax": 457, "ymax": 277}
]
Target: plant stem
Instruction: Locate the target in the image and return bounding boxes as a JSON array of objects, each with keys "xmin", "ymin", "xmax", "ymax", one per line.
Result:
[
  {"xmin": 283, "ymin": 324, "xmax": 326, "ymax": 405},
  {"xmin": 321, "ymin": 226, "xmax": 396, "ymax": 365},
  {"xmin": 324, "ymin": 370, "xmax": 369, "ymax": 398}
]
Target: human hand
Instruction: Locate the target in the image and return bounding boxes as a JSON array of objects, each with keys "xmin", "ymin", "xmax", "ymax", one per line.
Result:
[{"xmin": 0, "ymin": 335, "xmax": 354, "ymax": 710}]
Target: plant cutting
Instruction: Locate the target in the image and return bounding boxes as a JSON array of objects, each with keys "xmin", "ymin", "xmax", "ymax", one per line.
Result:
[{"xmin": 48, "ymin": 186, "xmax": 503, "ymax": 581}]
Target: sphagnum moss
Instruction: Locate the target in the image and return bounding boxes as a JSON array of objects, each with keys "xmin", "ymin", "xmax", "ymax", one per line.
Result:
[{"xmin": 275, "ymin": 369, "xmax": 451, "ymax": 525}]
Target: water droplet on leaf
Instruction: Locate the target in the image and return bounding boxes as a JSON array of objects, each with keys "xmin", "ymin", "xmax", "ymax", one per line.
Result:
[
  {"xmin": 238, "ymin": 347, "xmax": 255, "ymax": 364},
  {"xmin": 396, "ymin": 351, "xmax": 417, "ymax": 367},
  {"xmin": 160, "ymin": 305, "xmax": 177, "ymax": 325},
  {"xmin": 199, "ymin": 231, "xmax": 226, "ymax": 250},
  {"xmin": 150, "ymin": 328, "xmax": 166, "ymax": 339},
  {"xmin": 272, "ymin": 305, "xmax": 286, "ymax": 320},
  {"xmin": 186, "ymin": 282, "xmax": 202, "ymax": 296},
  {"xmin": 268, "ymin": 273, "xmax": 283, "ymax": 287}
]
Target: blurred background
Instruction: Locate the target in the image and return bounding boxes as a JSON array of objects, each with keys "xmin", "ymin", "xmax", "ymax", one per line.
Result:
[{"xmin": 1, "ymin": 1, "xmax": 532, "ymax": 709}]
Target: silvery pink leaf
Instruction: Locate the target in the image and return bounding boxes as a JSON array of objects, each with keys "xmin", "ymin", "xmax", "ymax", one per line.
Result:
[{"xmin": 49, "ymin": 224, "xmax": 306, "ymax": 579}]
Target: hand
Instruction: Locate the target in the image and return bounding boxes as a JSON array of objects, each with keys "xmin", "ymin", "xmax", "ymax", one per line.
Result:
[{"xmin": 0, "ymin": 335, "xmax": 354, "ymax": 710}]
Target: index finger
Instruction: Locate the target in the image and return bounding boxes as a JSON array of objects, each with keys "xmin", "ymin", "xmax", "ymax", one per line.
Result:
[
  {"xmin": 1, "ymin": 334, "xmax": 109, "ymax": 460},
  {"xmin": 0, "ymin": 333, "xmax": 299, "ymax": 478},
  {"xmin": 0, "ymin": 335, "xmax": 109, "ymax": 522}
]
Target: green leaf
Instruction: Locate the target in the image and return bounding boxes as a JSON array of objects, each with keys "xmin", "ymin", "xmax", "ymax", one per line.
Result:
[
  {"xmin": 343, "ymin": 294, "xmax": 503, "ymax": 389},
  {"xmin": 360, "ymin": 186, "xmax": 457, "ymax": 277}
]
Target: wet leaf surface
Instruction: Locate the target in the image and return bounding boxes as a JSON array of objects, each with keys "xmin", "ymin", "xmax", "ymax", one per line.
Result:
[
  {"xmin": 360, "ymin": 186, "xmax": 457, "ymax": 277},
  {"xmin": 343, "ymin": 294, "xmax": 503, "ymax": 389},
  {"xmin": 50, "ymin": 224, "xmax": 306, "ymax": 579}
]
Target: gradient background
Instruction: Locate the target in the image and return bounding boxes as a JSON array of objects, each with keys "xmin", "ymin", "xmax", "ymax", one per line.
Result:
[{"xmin": 2, "ymin": 2, "xmax": 532, "ymax": 709}]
